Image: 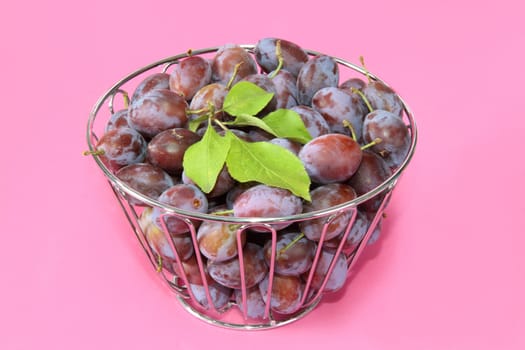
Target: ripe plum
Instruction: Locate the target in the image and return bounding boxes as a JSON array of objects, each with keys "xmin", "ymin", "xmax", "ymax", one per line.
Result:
[
  {"xmin": 254, "ymin": 37, "xmax": 309, "ymax": 78},
  {"xmin": 234, "ymin": 286, "xmax": 267, "ymax": 320},
  {"xmin": 169, "ymin": 56, "xmax": 212, "ymax": 100},
  {"xmin": 289, "ymin": 105, "xmax": 330, "ymax": 139},
  {"xmin": 324, "ymin": 209, "xmax": 368, "ymax": 252},
  {"xmin": 363, "ymin": 80, "xmax": 404, "ymax": 117},
  {"xmin": 339, "ymin": 77, "xmax": 366, "ymax": 92},
  {"xmin": 129, "ymin": 89, "xmax": 188, "ymax": 138},
  {"xmin": 263, "ymin": 232, "xmax": 316, "ymax": 276},
  {"xmin": 115, "ymin": 163, "xmax": 174, "ymax": 205},
  {"xmin": 105, "ymin": 109, "xmax": 131, "ymax": 132},
  {"xmin": 173, "ymin": 254, "xmax": 213, "ymax": 285},
  {"xmin": 131, "ymin": 72, "xmax": 170, "ymax": 102},
  {"xmin": 348, "ymin": 149, "xmax": 392, "ymax": 212},
  {"xmin": 139, "ymin": 207, "xmax": 194, "ymax": 262},
  {"xmin": 152, "ymin": 184, "xmax": 208, "ymax": 234},
  {"xmin": 299, "ymin": 183, "xmax": 357, "ymax": 241},
  {"xmin": 297, "ymin": 55, "xmax": 339, "ymax": 105},
  {"xmin": 362, "ymin": 109, "xmax": 410, "ymax": 170},
  {"xmin": 298, "ymin": 133, "xmax": 362, "ymax": 184},
  {"xmin": 268, "ymin": 138, "xmax": 302, "ymax": 155},
  {"xmin": 232, "ymin": 185, "xmax": 303, "ymax": 230},
  {"xmin": 146, "ymin": 128, "xmax": 200, "ymax": 176},
  {"xmin": 95, "ymin": 127, "xmax": 147, "ymax": 171},
  {"xmin": 259, "ymin": 273, "xmax": 304, "ymax": 315},
  {"xmin": 307, "ymin": 249, "xmax": 348, "ymax": 293},
  {"xmin": 211, "ymin": 44, "xmax": 258, "ymax": 85},
  {"xmin": 269, "ymin": 69, "xmax": 298, "ymax": 109},
  {"xmin": 312, "ymin": 86, "xmax": 367, "ymax": 136},
  {"xmin": 190, "ymin": 282, "xmax": 232, "ymax": 310},
  {"xmin": 197, "ymin": 221, "xmax": 245, "ymax": 262},
  {"xmin": 188, "ymin": 82, "xmax": 229, "ymax": 122},
  {"xmin": 207, "ymin": 242, "xmax": 268, "ymax": 289}
]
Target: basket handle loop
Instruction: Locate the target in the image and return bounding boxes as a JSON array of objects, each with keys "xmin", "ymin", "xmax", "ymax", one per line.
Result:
[{"xmin": 108, "ymin": 89, "xmax": 130, "ymax": 114}]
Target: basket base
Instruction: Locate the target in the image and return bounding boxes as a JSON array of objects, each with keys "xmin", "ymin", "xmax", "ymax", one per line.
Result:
[{"xmin": 175, "ymin": 294, "xmax": 321, "ymax": 330}]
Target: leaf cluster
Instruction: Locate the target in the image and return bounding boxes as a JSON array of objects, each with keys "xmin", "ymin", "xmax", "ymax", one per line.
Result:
[{"xmin": 183, "ymin": 81, "xmax": 312, "ymax": 201}]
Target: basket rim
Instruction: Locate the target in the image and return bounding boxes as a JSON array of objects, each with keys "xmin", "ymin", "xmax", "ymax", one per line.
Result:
[{"xmin": 85, "ymin": 44, "xmax": 418, "ymax": 224}]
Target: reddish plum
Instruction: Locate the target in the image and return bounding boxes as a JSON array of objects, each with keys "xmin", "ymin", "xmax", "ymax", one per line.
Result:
[
  {"xmin": 259, "ymin": 273, "xmax": 304, "ymax": 315},
  {"xmin": 94, "ymin": 127, "xmax": 147, "ymax": 171},
  {"xmin": 211, "ymin": 44, "xmax": 258, "ymax": 85},
  {"xmin": 254, "ymin": 37, "xmax": 309, "ymax": 78},
  {"xmin": 115, "ymin": 163, "xmax": 174, "ymax": 205},
  {"xmin": 131, "ymin": 72, "xmax": 170, "ymax": 102},
  {"xmin": 296, "ymin": 55, "xmax": 339, "ymax": 105},
  {"xmin": 312, "ymin": 86, "xmax": 367, "ymax": 136},
  {"xmin": 189, "ymin": 282, "xmax": 232, "ymax": 310},
  {"xmin": 105, "ymin": 109, "xmax": 131, "ymax": 132},
  {"xmin": 139, "ymin": 207, "xmax": 194, "ymax": 262},
  {"xmin": 146, "ymin": 128, "xmax": 200, "ymax": 176},
  {"xmin": 232, "ymin": 185, "xmax": 303, "ymax": 231},
  {"xmin": 263, "ymin": 232, "xmax": 316, "ymax": 276},
  {"xmin": 363, "ymin": 80, "xmax": 404, "ymax": 117},
  {"xmin": 299, "ymin": 183, "xmax": 357, "ymax": 241},
  {"xmin": 269, "ymin": 69, "xmax": 298, "ymax": 109},
  {"xmin": 298, "ymin": 133, "xmax": 362, "ymax": 184},
  {"xmin": 207, "ymin": 242, "xmax": 268, "ymax": 289},
  {"xmin": 362, "ymin": 109, "xmax": 410, "ymax": 170},
  {"xmin": 169, "ymin": 56, "xmax": 212, "ymax": 100},
  {"xmin": 234, "ymin": 286, "xmax": 267, "ymax": 320},
  {"xmin": 307, "ymin": 249, "xmax": 348, "ymax": 293},
  {"xmin": 152, "ymin": 184, "xmax": 208, "ymax": 234},
  {"xmin": 188, "ymin": 82, "xmax": 229, "ymax": 122},
  {"xmin": 290, "ymin": 105, "xmax": 330, "ymax": 139},
  {"xmin": 348, "ymin": 149, "xmax": 392, "ymax": 212},
  {"xmin": 197, "ymin": 221, "xmax": 245, "ymax": 262},
  {"xmin": 129, "ymin": 89, "xmax": 188, "ymax": 138},
  {"xmin": 268, "ymin": 138, "xmax": 302, "ymax": 155}
]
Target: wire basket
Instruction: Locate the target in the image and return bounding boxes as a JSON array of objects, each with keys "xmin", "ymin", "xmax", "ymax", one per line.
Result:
[{"xmin": 85, "ymin": 44, "xmax": 417, "ymax": 330}]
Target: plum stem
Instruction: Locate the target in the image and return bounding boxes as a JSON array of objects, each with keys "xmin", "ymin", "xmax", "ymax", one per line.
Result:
[
  {"xmin": 207, "ymin": 101, "xmax": 217, "ymax": 118},
  {"xmin": 268, "ymin": 40, "xmax": 283, "ymax": 79},
  {"xmin": 213, "ymin": 119, "xmax": 230, "ymax": 133},
  {"xmin": 342, "ymin": 120, "xmax": 357, "ymax": 141},
  {"xmin": 212, "ymin": 208, "xmax": 234, "ymax": 216},
  {"xmin": 378, "ymin": 150, "xmax": 390, "ymax": 158},
  {"xmin": 122, "ymin": 91, "xmax": 130, "ymax": 109},
  {"xmin": 226, "ymin": 62, "xmax": 244, "ymax": 90},
  {"xmin": 351, "ymin": 87, "xmax": 373, "ymax": 112},
  {"xmin": 360, "ymin": 138, "xmax": 382, "ymax": 150},
  {"xmin": 156, "ymin": 255, "xmax": 163, "ymax": 272},
  {"xmin": 278, "ymin": 232, "xmax": 305, "ymax": 255},
  {"xmin": 186, "ymin": 107, "xmax": 209, "ymax": 115},
  {"xmin": 359, "ymin": 55, "xmax": 372, "ymax": 84},
  {"xmin": 83, "ymin": 149, "xmax": 105, "ymax": 156}
]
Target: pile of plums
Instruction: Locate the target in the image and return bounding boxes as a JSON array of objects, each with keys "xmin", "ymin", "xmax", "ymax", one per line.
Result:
[{"xmin": 89, "ymin": 37, "xmax": 412, "ymax": 321}]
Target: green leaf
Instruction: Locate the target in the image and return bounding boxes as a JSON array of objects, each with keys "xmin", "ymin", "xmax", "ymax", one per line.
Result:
[
  {"xmin": 182, "ymin": 124, "xmax": 231, "ymax": 193},
  {"xmin": 262, "ymin": 109, "xmax": 313, "ymax": 144},
  {"xmin": 188, "ymin": 114, "xmax": 209, "ymax": 132},
  {"xmin": 224, "ymin": 114, "xmax": 278, "ymax": 137},
  {"xmin": 223, "ymin": 81, "xmax": 274, "ymax": 116},
  {"xmin": 225, "ymin": 131, "xmax": 311, "ymax": 201}
]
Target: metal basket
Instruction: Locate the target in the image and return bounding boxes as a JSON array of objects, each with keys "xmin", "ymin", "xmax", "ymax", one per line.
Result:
[{"xmin": 85, "ymin": 44, "xmax": 418, "ymax": 330}]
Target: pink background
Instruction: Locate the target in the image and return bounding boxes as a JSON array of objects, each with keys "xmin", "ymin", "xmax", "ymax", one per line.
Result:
[{"xmin": 2, "ymin": 0, "xmax": 524, "ymax": 348}]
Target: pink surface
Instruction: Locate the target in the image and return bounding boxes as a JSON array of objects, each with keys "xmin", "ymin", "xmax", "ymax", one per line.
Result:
[{"xmin": 1, "ymin": 0, "xmax": 524, "ymax": 349}]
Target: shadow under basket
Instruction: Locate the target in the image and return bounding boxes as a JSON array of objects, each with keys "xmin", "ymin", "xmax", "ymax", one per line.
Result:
[{"xmin": 85, "ymin": 44, "xmax": 418, "ymax": 330}]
